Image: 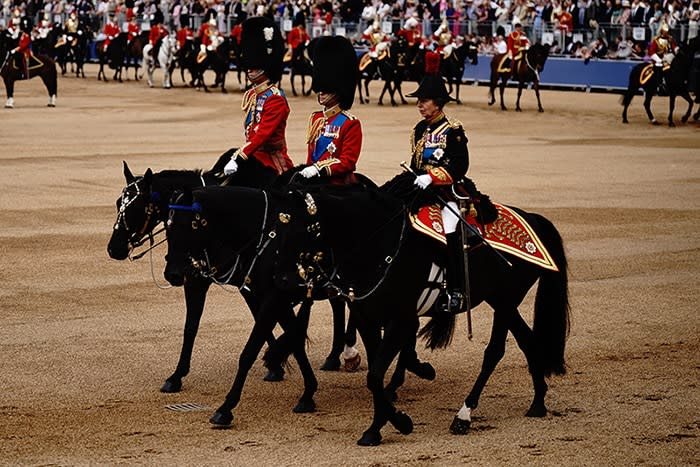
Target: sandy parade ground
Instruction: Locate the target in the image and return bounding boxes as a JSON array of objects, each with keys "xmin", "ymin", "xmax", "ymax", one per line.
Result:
[{"xmin": 1, "ymin": 65, "xmax": 699, "ymax": 465}]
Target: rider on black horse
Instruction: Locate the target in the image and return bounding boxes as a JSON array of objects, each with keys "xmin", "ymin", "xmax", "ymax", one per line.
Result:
[
  {"xmin": 9, "ymin": 16, "xmax": 33, "ymax": 80},
  {"xmin": 405, "ymin": 75, "xmax": 471, "ymax": 314}
]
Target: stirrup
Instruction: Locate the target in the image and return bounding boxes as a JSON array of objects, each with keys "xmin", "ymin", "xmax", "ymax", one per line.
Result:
[{"xmin": 438, "ymin": 291, "xmax": 464, "ymax": 314}]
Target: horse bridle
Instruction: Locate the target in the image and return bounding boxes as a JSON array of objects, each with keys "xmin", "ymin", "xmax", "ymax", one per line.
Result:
[{"xmin": 114, "ymin": 178, "xmax": 165, "ymax": 259}]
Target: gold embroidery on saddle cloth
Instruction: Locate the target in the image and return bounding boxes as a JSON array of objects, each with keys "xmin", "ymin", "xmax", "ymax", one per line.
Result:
[{"xmin": 639, "ymin": 64, "xmax": 655, "ymax": 86}]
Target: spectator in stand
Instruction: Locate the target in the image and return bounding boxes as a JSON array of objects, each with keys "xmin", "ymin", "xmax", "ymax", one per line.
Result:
[
  {"xmin": 494, "ymin": 0, "xmax": 509, "ymax": 27},
  {"xmin": 688, "ymin": 0, "xmax": 699, "ymax": 40},
  {"xmin": 629, "ymin": 0, "xmax": 645, "ymax": 25},
  {"xmin": 618, "ymin": 0, "xmax": 632, "ymax": 25},
  {"xmin": 597, "ymin": 0, "xmax": 614, "ymax": 25}
]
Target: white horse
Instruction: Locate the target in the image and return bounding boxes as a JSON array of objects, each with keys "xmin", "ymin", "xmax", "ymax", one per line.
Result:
[{"xmin": 142, "ymin": 34, "xmax": 177, "ymax": 89}]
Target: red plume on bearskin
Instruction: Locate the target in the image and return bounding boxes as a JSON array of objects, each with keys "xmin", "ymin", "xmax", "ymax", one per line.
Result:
[
  {"xmin": 240, "ymin": 17, "xmax": 285, "ymax": 83},
  {"xmin": 425, "ymin": 50, "xmax": 440, "ymax": 75},
  {"xmin": 311, "ymin": 36, "xmax": 358, "ymax": 110}
]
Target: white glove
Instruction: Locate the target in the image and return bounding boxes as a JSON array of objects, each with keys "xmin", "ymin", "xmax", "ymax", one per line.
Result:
[
  {"xmin": 223, "ymin": 158, "xmax": 238, "ymax": 175},
  {"xmin": 10, "ymin": 49, "xmax": 16, "ymax": 54},
  {"xmin": 414, "ymin": 174, "xmax": 433, "ymax": 190},
  {"xmin": 300, "ymin": 165, "xmax": 320, "ymax": 178}
]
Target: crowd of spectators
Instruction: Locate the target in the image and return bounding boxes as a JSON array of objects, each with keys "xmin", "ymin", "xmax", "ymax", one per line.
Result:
[{"xmin": 3, "ymin": 0, "xmax": 699, "ymax": 59}]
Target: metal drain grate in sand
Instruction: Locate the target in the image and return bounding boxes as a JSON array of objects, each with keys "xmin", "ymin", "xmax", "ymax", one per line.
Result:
[{"xmin": 164, "ymin": 402, "xmax": 211, "ymax": 412}]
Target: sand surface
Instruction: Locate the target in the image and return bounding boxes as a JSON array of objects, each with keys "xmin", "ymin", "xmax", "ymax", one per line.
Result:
[{"xmin": 1, "ymin": 66, "xmax": 698, "ymax": 465}]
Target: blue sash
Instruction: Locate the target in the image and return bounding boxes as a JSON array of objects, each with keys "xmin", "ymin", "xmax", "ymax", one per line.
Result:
[
  {"xmin": 422, "ymin": 124, "xmax": 450, "ymax": 161},
  {"xmin": 312, "ymin": 113, "xmax": 349, "ymax": 162},
  {"xmin": 245, "ymin": 88, "xmax": 286, "ymax": 128}
]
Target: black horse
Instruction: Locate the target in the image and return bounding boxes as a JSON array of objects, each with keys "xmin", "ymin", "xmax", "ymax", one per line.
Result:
[
  {"xmin": 622, "ymin": 37, "xmax": 700, "ymax": 126},
  {"xmin": 162, "ymin": 184, "xmax": 437, "ymax": 429},
  {"xmin": 191, "ymin": 38, "xmax": 231, "ymax": 93},
  {"xmin": 440, "ymin": 38, "xmax": 479, "ymax": 104},
  {"xmin": 357, "ymin": 45, "xmax": 402, "ymax": 106},
  {"xmin": 489, "ymin": 43, "xmax": 551, "ymax": 112},
  {"xmin": 125, "ymin": 31, "xmax": 149, "ymax": 81},
  {"xmin": 267, "ymin": 172, "xmax": 569, "ymax": 445},
  {"xmin": 286, "ymin": 39, "xmax": 314, "ymax": 97},
  {"xmin": 96, "ymin": 33, "xmax": 127, "ymax": 82},
  {"xmin": 1, "ymin": 45, "xmax": 58, "ymax": 108}
]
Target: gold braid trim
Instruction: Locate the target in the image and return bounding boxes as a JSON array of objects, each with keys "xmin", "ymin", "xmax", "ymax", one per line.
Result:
[
  {"xmin": 241, "ymin": 89, "xmax": 256, "ymax": 113},
  {"xmin": 412, "ymin": 128, "xmax": 427, "ymax": 170},
  {"xmin": 306, "ymin": 113, "xmax": 324, "ymax": 144},
  {"xmin": 446, "ymin": 116, "xmax": 464, "ymax": 130},
  {"xmin": 427, "ymin": 166, "xmax": 453, "ymax": 185}
]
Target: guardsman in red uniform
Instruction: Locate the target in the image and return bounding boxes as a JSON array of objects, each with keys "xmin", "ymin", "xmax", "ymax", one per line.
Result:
[
  {"xmin": 12, "ymin": 17, "xmax": 33, "ymax": 79},
  {"xmin": 648, "ymin": 23, "xmax": 677, "ymax": 69},
  {"xmin": 287, "ymin": 12, "xmax": 310, "ymax": 50},
  {"xmin": 406, "ymin": 75, "xmax": 469, "ymax": 314},
  {"xmin": 126, "ymin": 10, "xmax": 141, "ymax": 44},
  {"xmin": 176, "ymin": 15, "xmax": 194, "ymax": 49},
  {"xmin": 223, "ymin": 17, "xmax": 293, "ymax": 177},
  {"xmin": 147, "ymin": 15, "xmax": 169, "ymax": 57},
  {"xmin": 8, "ymin": 8, "xmax": 22, "ymax": 39},
  {"xmin": 301, "ymin": 36, "xmax": 362, "ymax": 185},
  {"xmin": 397, "ymin": 17, "xmax": 421, "ymax": 47},
  {"xmin": 102, "ymin": 15, "xmax": 121, "ymax": 52},
  {"xmin": 506, "ymin": 21, "xmax": 529, "ymax": 72}
]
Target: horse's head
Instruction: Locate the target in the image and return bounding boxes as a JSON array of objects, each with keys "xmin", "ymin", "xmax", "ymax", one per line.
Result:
[
  {"xmin": 529, "ymin": 43, "xmax": 551, "ymax": 72},
  {"xmin": 163, "ymin": 189, "xmax": 203, "ymax": 286},
  {"xmin": 107, "ymin": 162, "xmax": 160, "ymax": 260}
]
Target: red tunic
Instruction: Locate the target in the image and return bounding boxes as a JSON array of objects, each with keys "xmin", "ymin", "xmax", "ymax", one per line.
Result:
[
  {"xmin": 397, "ymin": 28, "xmax": 421, "ymax": 46},
  {"xmin": 287, "ymin": 26, "xmax": 310, "ymax": 50},
  {"xmin": 103, "ymin": 22, "xmax": 121, "ymax": 47},
  {"xmin": 648, "ymin": 35, "xmax": 676, "ymax": 57},
  {"xmin": 16, "ymin": 32, "xmax": 32, "ymax": 57},
  {"xmin": 230, "ymin": 24, "xmax": 242, "ymax": 43},
  {"xmin": 149, "ymin": 24, "xmax": 168, "ymax": 46},
  {"xmin": 306, "ymin": 107, "xmax": 362, "ymax": 184},
  {"xmin": 239, "ymin": 82, "xmax": 293, "ymax": 175},
  {"xmin": 127, "ymin": 22, "xmax": 140, "ymax": 41},
  {"xmin": 176, "ymin": 27, "xmax": 194, "ymax": 48},
  {"xmin": 507, "ymin": 30, "xmax": 529, "ymax": 57}
]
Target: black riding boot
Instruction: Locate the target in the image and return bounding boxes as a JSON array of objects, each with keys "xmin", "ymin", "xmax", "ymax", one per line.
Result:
[{"xmin": 438, "ymin": 231, "xmax": 467, "ymax": 314}]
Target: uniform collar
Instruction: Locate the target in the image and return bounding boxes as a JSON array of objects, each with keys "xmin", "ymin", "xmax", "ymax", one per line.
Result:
[
  {"xmin": 253, "ymin": 80, "xmax": 273, "ymax": 95},
  {"xmin": 323, "ymin": 104, "xmax": 342, "ymax": 120},
  {"xmin": 426, "ymin": 111, "xmax": 446, "ymax": 126}
]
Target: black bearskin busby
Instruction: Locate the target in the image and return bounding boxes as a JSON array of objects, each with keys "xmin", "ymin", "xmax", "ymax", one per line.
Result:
[
  {"xmin": 311, "ymin": 35, "xmax": 358, "ymax": 110},
  {"xmin": 240, "ymin": 16, "xmax": 285, "ymax": 83}
]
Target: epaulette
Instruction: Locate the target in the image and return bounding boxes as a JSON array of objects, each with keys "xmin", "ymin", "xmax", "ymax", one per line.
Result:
[
  {"xmin": 341, "ymin": 110, "xmax": 357, "ymax": 120},
  {"xmin": 269, "ymin": 86, "xmax": 281, "ymax": 95},
  {"xmin": 446, "ymin": 116, "xmax": 464, "ymax": 130},
  {"xmin": 306, "ymin": 112, "xmax": 324, "ymax": 144}
]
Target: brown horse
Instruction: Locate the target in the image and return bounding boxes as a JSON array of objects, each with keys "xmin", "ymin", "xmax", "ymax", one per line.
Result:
[
  {"xmin": 1, "ymin": 51, "xmax": 57, "ymax": 108},
  {"xmin": 488, "ymin": 43, "xmax": 551, "ymax": 112}
]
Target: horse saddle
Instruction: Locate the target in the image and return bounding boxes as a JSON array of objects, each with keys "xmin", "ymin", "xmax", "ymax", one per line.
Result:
[{"xmin": 409, "ymin": 201, "xmax": 558, "ymax": 272}]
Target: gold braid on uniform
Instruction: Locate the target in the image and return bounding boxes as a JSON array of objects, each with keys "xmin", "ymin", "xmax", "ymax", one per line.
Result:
[
  {"xmin": 241, "ymin": 88, "xmax": 256, "ymax": 113},
  {"xmin": 305, "ymin": 113, "xmax": 325, "ymax": 145},
  {"xmin": 411, "ymin": 129, "xmax": 428, "ymax": 170}
]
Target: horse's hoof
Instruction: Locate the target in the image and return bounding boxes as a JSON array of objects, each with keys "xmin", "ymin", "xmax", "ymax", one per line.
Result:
[
  {"xmin": 407, "ymin": 361, "xmax": 436, "ymax": 381},
  {"xmin": 389, "ymin": 410, "xmax": 413, "ymax": 435},
  {"xmin": 343, "ymin": 354, "xmax": 361, "ymax": 372},
  {"xmin": 449, "ymin": 416, "xmax": 470, "ymax": 435},
  {"xmin": 525, "ymin": 403, "xmax": 547, "ymax": 418},
  {"xmin": 357, "ymin": 429, "xmax": 382, "ymax": 446},
  {"xmin": 538, "ymin": 107, "xmax": 544, "ymax": 113},
  {"xmin": 516, "ymin": 108, "xmax": 522, "ymax": 112},
  {"xmin": 651, "ymin": 119, "xmax": 660, "ymax": 125},
  {"xmin": 263, "ymin": 367, "xmax": 285, "ymax": 382},
  {"xmin": 5, "ymin": 104, "xmax": 13, "ymax": 109},
  {"xmin": 456, "ymin": 99, "xmax": 462, "ymax": 105},
  {"xmin": 681, "ymin": 116, "xmax": 688, "ymax": 123},
  {"xmin": 293, "ymin": 398, "xmax": 316, "ymax": 413},
  {"xmin": 160, "ymin": 379, "xmax": 182, "ymax": 393},
  {"xmin": 668, "ymin": 121, "xmax": 676, "ymax": 127},
  {"xmin": 319, "ymin": 357, "xmax": 341, "ymax": 371},
  {"xmin": 209, "ymin": 411, "xmax": 233, "ymax": 428},
  {"xmin": 622, "ymin": 119, "xmax": 629, "ymax": 124}
]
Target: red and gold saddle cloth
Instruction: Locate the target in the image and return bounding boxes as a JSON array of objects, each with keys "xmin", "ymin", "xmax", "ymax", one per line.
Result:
[{"xmin": 409, "ymin": 203, "xmax": 559, "ymax": 272}]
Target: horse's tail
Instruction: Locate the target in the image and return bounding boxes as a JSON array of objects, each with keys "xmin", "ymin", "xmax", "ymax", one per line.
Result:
[
  {"xmin": 418, "ymin": 312, "xmax": 456, "ymax": 350},
  {"xmin": 620, "ymin": 66, "xmax": 640, "ymax": 107},
  {"xmin": 532, "ymin": 214, "xmax": 570, "ymax": 377}
]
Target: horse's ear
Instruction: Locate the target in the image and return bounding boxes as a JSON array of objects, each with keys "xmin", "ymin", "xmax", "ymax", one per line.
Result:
[
  {"xmin": 123, "ymin": 161, "xmax": 135, "ymax": 183},
  {"xmin": 144, "ymin": 168, "xmax": 153, "ymax": 186}
]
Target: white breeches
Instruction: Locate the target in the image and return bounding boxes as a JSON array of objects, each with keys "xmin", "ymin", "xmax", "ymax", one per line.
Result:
[{"xmin": 442, "ymin": 202, "xmax": 459, "ymax": 234}]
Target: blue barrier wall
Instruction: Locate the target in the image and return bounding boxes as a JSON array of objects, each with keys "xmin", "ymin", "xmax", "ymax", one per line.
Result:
[{"xmin": 463, "ymin": 55, "xmax": 640, "ymax": 91}]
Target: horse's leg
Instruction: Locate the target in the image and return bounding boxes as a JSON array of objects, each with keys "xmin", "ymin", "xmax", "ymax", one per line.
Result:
[
  {"xmin": 499, "ymin": 78, "xmax": 507, "ymax": 111},
  {"xmin": 209, "ymin": 294, "xmax": 287, "ymax": 427},
  {"xmin": 320, "ymin": 298, "xmax": 346, "ymax": 371},
  {"xmin": 643, "ymin": 91, "xmax": 658, "ymax": 125},
  {"xmin": 279, "ymin": 300, "xmax": 318, "ymax": 413},
  {"xmin": 506, "ymin": 308, "xmax": 548, "ymax": 418},
  {"xmin": 679, "ymin": 91, "xmax": 693, "ymax": 123},
  {"xmin": 38, "ymin": 68, "xmax": 57, "ymax": 107},
  {"xmin": 534, "ymin": 80, "xmax": 544, "ymax": 112},
  {"xmin": 453, "ymin": 307, "xmax": 510, "ymax": 434},
  {"xmin": 488, "ymin": 73, "xmax": 496, "ymax": 106},
  {"xmin": 290, "ymin": 71, "xmax": 298, "ymax": 97},
  {"xmin": 357, "ymin": 80, "xmax": 365, "ymax": 104},
  {"xmin": 384, "ymin": 316, "xmax": 435, "ymax": 402},
  {"xmin": 364, "ymin": 78, "xmax": 371, "ymax": 103},
  {"xmin": 396, "ymin": 80, "xmax": 408, "ymax": 105},
  {"xmin": 455, "ymin": 81, "xmax": 462, "ymax": 105},
  {"xmin": 160, "ymin": 277, "xmax": 212, "ymax": 392},
  {"xmin": 4, "ymin": 76, "xmax": 15, "ymax": 108},
  {"xmin": 515, "ymin": 80, "xmax": 524, "ymax": 112},
  {"xmin": 357, "ymin": 318, "xmax": 413, "ymax": 446},
  {"xmin": 668, "ymin": 94, "xmax": 677, "ymax": 127},
  {"xmin": 621, "ymin": 89, "xmax": 634, "ymax": 123}
]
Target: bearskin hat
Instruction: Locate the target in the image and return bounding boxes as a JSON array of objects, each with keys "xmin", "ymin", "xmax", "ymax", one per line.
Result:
[
  {"xmin": 20, "ymin": 16, "xmax": 32, "ymax": 33},
  {"xmin": 240, "ymin": 17, "xmax": 285, "ymax": 83},
  {"xmin": 293, "ymin": 11, "xmax": 305, "ymax": 27},
  {"xmin": 311, "ymin": 36, "xmax": 358, "ymax": 110}
]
